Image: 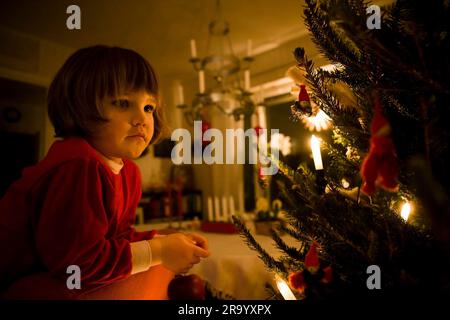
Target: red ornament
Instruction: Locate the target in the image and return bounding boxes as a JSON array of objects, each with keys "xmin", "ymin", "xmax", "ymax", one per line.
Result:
[
  {"xmin": 254, "ymin": 125, "xmax": 263, "ymax": 137},
  {"xmin": 295, "ymin": 84, "xmax": 312, "ymax": 116},
  {"xmin": 288, "ymin": 271, "xmax": 307, "ymax": 293},
  {"xmin": 305, "ymin": 242, "xmax": 320, "ymax": 274},
  {"xmin": 258, "ymin": 165, "xmax": 264, "ymax": 180},
  {"xmin": 168, "ymin": 274, "xmax": 206, "ymax": 300},
  {"xmin": 321, "ymin": 266, "xmax": 333, "ymax": 284},
  {"xmin": 360, "ymin": 95, "xmax": 399, "ymax": 195},
  {"xmin": 201, "ymin": 120, "xmax": 211, "ymax": 146}
]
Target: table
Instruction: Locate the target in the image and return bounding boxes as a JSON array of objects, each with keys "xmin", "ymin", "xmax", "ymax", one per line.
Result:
[{"xmin": 135, "ymin": 221, "xmax": 300, "ymax": 299}]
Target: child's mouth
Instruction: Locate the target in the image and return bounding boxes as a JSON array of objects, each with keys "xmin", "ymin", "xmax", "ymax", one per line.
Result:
[{"xmin": 127, "ymin": 135, "xmax": 146, "ymax": 142}]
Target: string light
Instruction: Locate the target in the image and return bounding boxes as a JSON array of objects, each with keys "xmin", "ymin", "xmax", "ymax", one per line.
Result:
[
  {"xmin": 275, "ymin": 274, "xmax": 297, "ymax": 300},
  {"xmin": 400, "ymin": 202, "xmax": 412, "ymax": 222}
]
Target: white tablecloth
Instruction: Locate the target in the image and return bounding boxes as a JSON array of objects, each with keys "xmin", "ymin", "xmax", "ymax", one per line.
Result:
[{"xmin": 135, "ymin": 222, "xmax": 300, "ymax": 299}]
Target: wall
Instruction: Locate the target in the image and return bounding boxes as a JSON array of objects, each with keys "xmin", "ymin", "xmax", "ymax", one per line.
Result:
[
  {"xmin": 0, "ymin": 26, "xmax": 74, "ymax": 159},
  {"xmin": 0, "ymin": 27, "xmax": 183, "ymax": 192}
]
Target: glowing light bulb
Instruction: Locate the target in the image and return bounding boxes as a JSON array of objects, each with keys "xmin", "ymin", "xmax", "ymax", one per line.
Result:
[
  {"xmin": 401, "ymin": 202, "xmax": 411, "ymax": 221},
  {"xmin": 341, "ymin": 178, "xmax": 350, "ymax": 189},
  {"xmin": 310, "ymin": 135, "xmax": 323, "ymax": 170},
  {"xmin": 275, "ymin": 274, "xmax": 296, "ymax": 300},
  {"xmin": 302, "ymin": 110, "xmax": 332, "ymax": 131}
]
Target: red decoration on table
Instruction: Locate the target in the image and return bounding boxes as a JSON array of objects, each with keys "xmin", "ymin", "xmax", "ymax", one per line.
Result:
[
  {"xmin": 360, "ymin": 94, "xmax": 399, "ymax": 195},
  {"xmin": 200, "ymin": 221, "xmax": 237, "ymax": 234},
  {"xmin": 168, "ymin": 274, "xmax": 206, "ymax": 300}
]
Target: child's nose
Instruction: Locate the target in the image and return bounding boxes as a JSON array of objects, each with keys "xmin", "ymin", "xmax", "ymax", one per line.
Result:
[{"xmin": 131, "ymin": 106, "xmax": 148, "ymax": 126}]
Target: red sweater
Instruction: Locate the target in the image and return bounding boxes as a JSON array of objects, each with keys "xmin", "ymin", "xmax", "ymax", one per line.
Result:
[{"xmin": 0, "ymin": 137, "xmax": 155, "ymax": 292}]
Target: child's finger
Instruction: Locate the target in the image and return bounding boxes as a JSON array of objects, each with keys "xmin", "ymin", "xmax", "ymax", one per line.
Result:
[
  {"xmin": 186, "ymin": 233, "xmax": 209, "ymax": 250},
  {"xmin": 193, "ymin": 246, "xmax": 210, "ymax": 258}
]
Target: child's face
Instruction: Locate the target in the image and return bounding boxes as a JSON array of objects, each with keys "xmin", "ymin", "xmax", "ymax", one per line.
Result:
[{"xmin": 89, "ymin": 89, "xmax": 157, "ymax": 162}]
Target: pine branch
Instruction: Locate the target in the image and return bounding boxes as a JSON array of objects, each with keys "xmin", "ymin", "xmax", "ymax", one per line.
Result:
[
  {"xmin": 304, "ymin": 0, "xmax": 361, "ymax": 67},
  {"xmin": 232, "ymin": 216, "xmax": 288, "ymax": 276},
  {"xmin": 270, "ymin": 227, "xmax": 305, "ymax": 262}
]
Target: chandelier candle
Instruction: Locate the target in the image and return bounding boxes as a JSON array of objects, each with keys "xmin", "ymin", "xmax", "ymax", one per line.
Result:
[
  {"xmin": 190, "ymin": 39, "xmax": 197, "ymax": 58},
  {"xmin": 257, "ymin": 106, "xmax": 267, "ymax": 128},
  {"xmin": 244, "ymin": 69, "xmax": 251, "ymax": 91},
  {"xmin": 178, "ymin": 84, "xmax": 185, "ymax": 105},
  {"xmin": 198, "ymin": 70, "xmax": 205, "ymax": 94}
]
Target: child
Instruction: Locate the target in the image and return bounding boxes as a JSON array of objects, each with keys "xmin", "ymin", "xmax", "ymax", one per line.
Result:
[{"xmin": 0, "ymin": 45, "xmax": 210, "ymax": 300}]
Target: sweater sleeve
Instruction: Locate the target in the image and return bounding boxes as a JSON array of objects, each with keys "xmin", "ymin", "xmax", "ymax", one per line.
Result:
[{"xmin": 34, "ymin": 158, "xmax": 132, "ymax": 286}]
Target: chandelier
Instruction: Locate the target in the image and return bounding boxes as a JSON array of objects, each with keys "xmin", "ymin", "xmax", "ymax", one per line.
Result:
[{"xmin": 177, "ymin": 0, "xmax": 255, "ymax": 123}]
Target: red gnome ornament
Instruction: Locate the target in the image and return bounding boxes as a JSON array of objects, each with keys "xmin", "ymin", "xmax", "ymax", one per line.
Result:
[
  {"xmin": 288, "ymin": 242, "xmax": 333, "ymax": 295},
  {"xmin": 360, "ymin": 95, "xmax": 399, "ymax": 195},
  {"xmin": 295, "ymin": 84, "xmax": 313, "ymax": 116},
  {"xmin": 304, "ymin": 241, "xmax": 320, "ymax": 274}
]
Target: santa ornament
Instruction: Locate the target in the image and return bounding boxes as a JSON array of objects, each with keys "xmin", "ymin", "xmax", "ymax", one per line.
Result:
[
  {"xmin": 288, "ymin": 242, "xmax": 333, "ymax": 295},
  {"xmin": 286, "ymin": 57, "xmax": 331, "ymax": 131},
  {"xmin": 360, "ymin": 94, "xmax": 399, "ymax": 195}
]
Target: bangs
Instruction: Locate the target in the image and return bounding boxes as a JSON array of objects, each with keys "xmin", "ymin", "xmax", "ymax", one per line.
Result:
[
  {"xmin": 48, "ymin": 45, "xmax": 164, "ymax": 140},
  {"xmin": 96, "ymin": 47, "xmax": 159, "ymax": 99}
]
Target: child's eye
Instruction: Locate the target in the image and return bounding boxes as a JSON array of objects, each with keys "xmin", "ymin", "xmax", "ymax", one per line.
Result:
[
  {"xmin": 144, "ymin": 104, "xmax": 155, "ymax": 113},
  {"xmin": 112, "ymin": 99, "xmax": 129, "ymax": 108}
]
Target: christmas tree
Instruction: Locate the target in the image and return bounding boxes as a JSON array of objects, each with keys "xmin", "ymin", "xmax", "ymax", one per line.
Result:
[{"xmin": 233, "ymin": 0, "xmax": 450, "ymax": 300}]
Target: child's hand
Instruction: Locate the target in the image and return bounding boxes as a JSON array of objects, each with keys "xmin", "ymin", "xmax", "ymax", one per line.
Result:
[
  {"xmin": 150, "ymin": 233, "xmax": 210, "ymax": 274},
  {"xmin": 184, "ymin": 232, "xmax": 209, "ymax": 251}
]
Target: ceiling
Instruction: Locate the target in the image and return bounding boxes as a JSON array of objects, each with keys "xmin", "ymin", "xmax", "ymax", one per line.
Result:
[{"xmin": 0, "ymin": 0, "xmax": 309, "ymax": 79}]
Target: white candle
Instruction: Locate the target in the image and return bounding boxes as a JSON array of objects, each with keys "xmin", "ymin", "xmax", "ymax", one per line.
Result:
[
  {"xmin": 214, "ymin": 196, "xmax": 220, "ymax": 222},
  {"xmin": 190, "ymin": 39, "xmax": 197, "ymax": 58},
  {"xmin": 207, "ymin": 197, "xmax": 214, "ymax": 221},
  {"xmin": 275, "ymin": 274, "xmax": 296, "ymax": 300},
  {"xmin": 199, "ymin": 70, "xmax": 205, "ymax": 94},
  {"xmin": 229, "ymin": 196, "xmax": 235, "ymax": 216},
  {"xmin": 310, "ymin": 135, "xmax": 323, "ymax": 170},
  {"xmin": 244, "ymin": 69, "xmax": 251, "ymax": 91},
  {"xmin": 257, "ymin": 106, "xmax": 267, "ymax": 128},
  {"xmin": 247, "ymin": 39, "xmax": 252, "ymax": 57},
  {"xmin": 238, "ymin": 189, "xmax": 245, "ymax": 214},
  {"xmin": 401, "ymin": 202, "xmax": 411, "ymax": 221},
  {"xmin": 221, "ymin": 196, "xmax": 228, "ymax": 222},
  {"xmin": 178, "ymin": 84, "xmax": 185, "ymax": 105}
]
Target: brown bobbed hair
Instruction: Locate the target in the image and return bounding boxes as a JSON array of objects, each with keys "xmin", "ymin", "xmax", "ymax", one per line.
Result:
[{"xmin": 47, "ymin": 45, "xmax": 165, "ymax": 144}]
